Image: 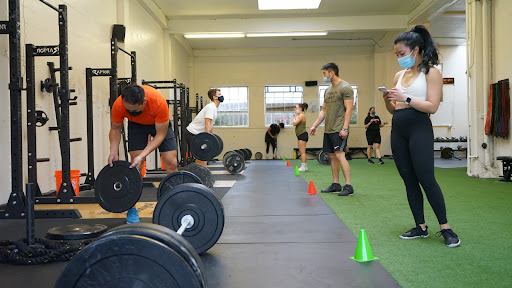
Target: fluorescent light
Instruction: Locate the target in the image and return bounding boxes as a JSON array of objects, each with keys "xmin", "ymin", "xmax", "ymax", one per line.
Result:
[
  {"xmin": 184, "ymin": 33, "xmax": 245, "ymax": 39},
  {"xmin": 247, "ymin": 31, "xmax": 327, "ymax": 37},
  {"xmin": 258, "ymin": 0, "xmax": 321, "ymax": 10}
]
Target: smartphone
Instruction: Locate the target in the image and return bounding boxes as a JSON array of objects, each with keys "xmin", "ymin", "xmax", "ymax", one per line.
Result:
[{"xmin": 378, "ymin": 86, "xmax": 387, "ymax": 93}]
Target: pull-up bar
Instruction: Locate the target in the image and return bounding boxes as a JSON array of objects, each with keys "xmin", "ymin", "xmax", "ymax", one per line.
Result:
[{"xmin": 39, "ymin": 0, "xmax": 60, "ymax": 12}]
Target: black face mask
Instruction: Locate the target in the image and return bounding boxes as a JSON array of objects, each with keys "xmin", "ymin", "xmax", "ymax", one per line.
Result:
[
  {"xmin": 127, "ymin": 110, "xmax": 143, "ymax": 117},
  {"xmin": 217, "ymin": 96, "xmax": 224, "ymax": 102}
]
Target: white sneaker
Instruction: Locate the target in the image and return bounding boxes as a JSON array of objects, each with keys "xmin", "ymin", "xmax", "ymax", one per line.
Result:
[{"xmin": 298, "ymin": 166, "xmax": 307, "ymax": 172}]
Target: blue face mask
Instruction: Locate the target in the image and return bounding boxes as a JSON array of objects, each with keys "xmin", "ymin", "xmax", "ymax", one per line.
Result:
[
  {"xmin": 398, "ymin": 50, "xmax": 416, "ymax": 69},
  {"xmin": 371, "ymin": 111, "xmax": 375, "ymax": 116},
  {"xmin": 323, "ymin": 73, "xmax": 331, "ymax": 83}
]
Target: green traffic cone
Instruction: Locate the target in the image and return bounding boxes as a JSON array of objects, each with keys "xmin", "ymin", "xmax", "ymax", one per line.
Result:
[
  {"xmin": 350, "ymin": 229, "xmax": 378, "ymax": 262},
  {"xmin": 282, "ymin": 156, "xmax": 286, "ymax": 161},
  {"xmin": 294, "ymin": 166, "xmax": 300, "ymax": 176}
]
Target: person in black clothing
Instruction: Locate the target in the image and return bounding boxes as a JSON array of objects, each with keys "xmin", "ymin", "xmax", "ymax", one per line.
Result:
[
  {"xmin": 265, "ymin": 122, "xmax": 284, "ymax": 159},
  {"xmin": 382, "ymin": 25, "xmax": 460, "ymax": 247},
  {"xmin": 364, "ymin": 107, "xmax": 388, "ymax": 164}
]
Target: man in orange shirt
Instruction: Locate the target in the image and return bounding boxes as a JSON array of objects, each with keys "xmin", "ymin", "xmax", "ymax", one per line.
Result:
[{"xmin": 108, "ymin": 85, "xmax": 178, "ymax": 223}]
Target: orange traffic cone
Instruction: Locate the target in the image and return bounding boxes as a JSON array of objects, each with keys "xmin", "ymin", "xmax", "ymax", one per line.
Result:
[
  {"xmin": 308, "ymin": 180, "xmax": 317, "ymax": 195},
  {"xmin": 286, "ymin": 159, "xmax": 291, "ymax": 166}
]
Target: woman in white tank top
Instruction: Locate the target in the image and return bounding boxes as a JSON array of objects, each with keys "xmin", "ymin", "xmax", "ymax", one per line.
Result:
[{"xmin": 381, "ymin": 25, "xmax": 461, "ymax": 248}]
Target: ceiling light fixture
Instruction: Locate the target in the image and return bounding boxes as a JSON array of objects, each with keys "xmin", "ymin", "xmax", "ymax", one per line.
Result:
[
  {"xmin": 258, "ymin": 0, "xmax": 321, "ymax": 10},
  {"xmin": 184, "ymin": 33, "xmax": 245, "ymax": 39},
  {"xmin": 247, "ymin": 31, "xmax": 328, "ymax": 37}
]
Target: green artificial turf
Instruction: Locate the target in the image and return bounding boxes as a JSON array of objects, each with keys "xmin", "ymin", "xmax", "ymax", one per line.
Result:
[{"xmin": 292, "ymin": 158, "xmax": 512, "ymax": 288}]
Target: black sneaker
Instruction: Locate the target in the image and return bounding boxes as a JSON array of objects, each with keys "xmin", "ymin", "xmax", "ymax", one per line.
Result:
[
  {"xmin": 321, "ymin": 183, "xmax": 342, "ymax": 193},
  {"xmin": 345, "ymin": 154, "xmax": 352, "ymax": 161},
  {"xmin": 437, "ymin": 229, "xmax": 461, "ymax": 248},
  {"xmin": 378, "ymin": 158, "xmax": 384, "ymax": 164},
  {"xmin": 368, "ymin": 158, "xmax": 374, "ymax": 164},
  {"xmin": 399, "ymin": 226, "xmax": 429, "ymax": 239},
  {"xmin": 338, "ymin": 184, "xmax": 354, "ymax": 196}
]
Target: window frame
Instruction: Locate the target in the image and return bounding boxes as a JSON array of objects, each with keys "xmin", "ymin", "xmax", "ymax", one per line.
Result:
[
  {"xmin": 264, "ymin": 85, "xmax": 304, "ymax": 126},
  {"xmin": 212, "ymin": 86, "xmax": 249, "ymax": 127}
]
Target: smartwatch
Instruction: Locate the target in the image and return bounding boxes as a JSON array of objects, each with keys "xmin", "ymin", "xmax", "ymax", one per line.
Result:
[
  {"xmin": 404, "ymin": 97, "xmax": 412, "ymax": 105},
  {"xmin": 342, "ymin": 128, "xmax": 349, "ymax": 132}
]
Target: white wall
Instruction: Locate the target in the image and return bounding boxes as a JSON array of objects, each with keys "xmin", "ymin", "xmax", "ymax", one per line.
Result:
[
  {"xmin": 431, "ymin": 45, "xmax": 468, "ymax": 138},
  {"xmin": 192, "ymin": 46, "xmax": 394, "ymax": 158},
  {"xmin": 0, "ymin": 0, "xmax": 167, "ymax": 203},
  {"xmin": 492, "ymin": 0, "xmax": 512, "ymax": 162}
]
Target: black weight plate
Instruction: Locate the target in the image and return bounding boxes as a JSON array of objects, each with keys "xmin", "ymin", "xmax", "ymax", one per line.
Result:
[
  {"xmin": 223, "ymin": 151, "xmax": 245, "ymax": 174},
  {"xmin": 95, "ymin": 161, "xmax": 143, "ymax": 213},
  {"xmin": 213, "ymin": 134, "xmax": 223, "ymax": 154},
  {"xmin": 255, "ymin": 152, "xmax": 263, "ymax": 160},
  {"xmin": 239, "ymin": 149, "xmax": 250, "ymax": 161},
  {"xmin": 101, "ymin": 223, "xmax": 206, "ymax": 287},
  {"xmin": 441, "ymin": 147, "xmax": 454, "ymax": 159},
  {"xmin": 243, "ymin": 148, "xmax": 252, "ymax": 160},
  {"xmin": 190, "ymin": 132, "xmax": 222, "ymax": 161},
  {"xmin": 54, "ymin": 234, "xmax": 203, "ymax": 288},
  {"xmin": 181, "ymin": 164, "xmax": 214, "ymax": 189},
  {"xmin": 47, "ymin": 224, "xmax": 108, "ymax": 240},
  {"xmin": 317, "ymin": 150, "xmax": 331, "ymax": 165},
  {"xmin": 234, "ymin": 149, "xmax": 245, "ymax": 158},
  {"xmin": 153, "ymin": 183, "xmax": 224, "ymax": 254},
  {"xmin": 157, "ymin": 171, "xmax": 203, "ymax": 201}
]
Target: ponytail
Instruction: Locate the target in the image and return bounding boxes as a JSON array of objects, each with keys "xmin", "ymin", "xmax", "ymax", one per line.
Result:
[
  {"xmin": 300, "ymin": 103, "xmax": 308, "ymax": 112},
  {"xmin": 394, "ymin": 25, "xmax": 439, "ymax": 74}
]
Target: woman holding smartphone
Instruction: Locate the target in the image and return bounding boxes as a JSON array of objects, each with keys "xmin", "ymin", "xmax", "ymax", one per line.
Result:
[{"xmin": 382, "ymin": 25, "xmax": 460, "ymax": 247}]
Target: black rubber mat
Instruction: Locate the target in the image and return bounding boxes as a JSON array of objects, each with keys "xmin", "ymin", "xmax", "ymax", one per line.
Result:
[{"xmin": 0, "ymin": 160, "xmax": 399, "ymax": 288}]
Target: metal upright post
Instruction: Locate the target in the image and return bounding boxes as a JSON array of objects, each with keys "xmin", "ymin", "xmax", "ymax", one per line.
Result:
[
  {"xmin": 25, "ymin": 44, "xmax": 42, "ymax": 197},
  {"xmin": 0, "ymin": 0, "xmax": 26, "ymax": 219},
  {"xmin": 56, "ymin": 5, "xmax": 74, "ymax": 201}
]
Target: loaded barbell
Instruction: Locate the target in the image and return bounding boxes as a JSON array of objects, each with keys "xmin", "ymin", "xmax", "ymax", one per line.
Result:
[{"xmin": 190, "ymin": 132, "xmax": 223, "ymax": 161}]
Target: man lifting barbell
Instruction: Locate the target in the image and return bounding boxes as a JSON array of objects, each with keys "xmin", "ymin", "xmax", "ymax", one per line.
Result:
[
  {"xmin": 108, "ymin": 85, "xmax": 179, "ymax": 223},
  {"xmin": 185, "ymin": 88, "xmax": 224, "ymax": 166}
]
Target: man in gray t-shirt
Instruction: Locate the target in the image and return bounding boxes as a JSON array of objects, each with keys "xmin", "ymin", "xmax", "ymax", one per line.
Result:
[{"xmin": 309, "ymin": 63, "xmax": 355, "ymax": 196}]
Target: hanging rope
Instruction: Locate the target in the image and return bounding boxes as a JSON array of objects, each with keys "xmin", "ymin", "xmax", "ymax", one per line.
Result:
[{"xmin": 0, "ymin": 238, "xmax": 90, "ymax": 265}]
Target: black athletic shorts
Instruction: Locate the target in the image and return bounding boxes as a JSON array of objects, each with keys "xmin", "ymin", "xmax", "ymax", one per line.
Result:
[
  {"xmin": 366, "ymin": 131, "xmax": 381, "ymax": 145},
  {"xmin": 127, "ymin": 121, "xmax": 178, "ymax": 152},
  {"xmin": 185, "ymin": 129, "xmax": 196, "ymax": 150},
  {"xmin": 323, "ymin": 132, "xmax": 348, "ymax": 153},
  {"xmin": 297, "ymin": 132, "xmax": 309, "ymax": 142}
]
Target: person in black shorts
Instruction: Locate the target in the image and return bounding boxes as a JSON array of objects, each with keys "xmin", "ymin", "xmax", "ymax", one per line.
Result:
[
  {"xmin": 264, "ymin": 123, "xmax": 284, "ymax": 159},
  {"xmin": 364, "ymin": 107, "xmax": 388, "ymax": 164},
  {"xmin": 310, "ymin": 63, "xmax": 355, "ymax": 196}
]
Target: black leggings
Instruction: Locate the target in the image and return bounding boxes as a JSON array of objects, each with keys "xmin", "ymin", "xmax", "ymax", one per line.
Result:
[
  {"xmin": 391, "ymin": 108, "xmax": 447, "ymax": 225},
  {"xmin": 265, "ymin": 132, "xmax": 277, "ymax": 154}
]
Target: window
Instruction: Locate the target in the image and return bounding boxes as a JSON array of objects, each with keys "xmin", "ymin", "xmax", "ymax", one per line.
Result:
[
  {"xmin": 318, "ymin": 84, "xmax": 358, "ymax": 124},
  {"xmin": 213, "ymin": 86, "xmax": 249, "ymax": 126},
  {"xmin": 264, "ymin": 85, "xmax": 303, "ymax": 126}
]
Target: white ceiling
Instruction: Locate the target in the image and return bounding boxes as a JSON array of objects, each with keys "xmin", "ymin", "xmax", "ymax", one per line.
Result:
[{"xmin": 152, "ymin": 0, "xmax": 466, "ymax": 49}]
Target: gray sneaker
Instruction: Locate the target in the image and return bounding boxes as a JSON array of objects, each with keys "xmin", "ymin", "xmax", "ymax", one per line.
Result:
[
  {"xmin": 338, "ymin": 184, "xmax": 354, "ymax": 196},
  {"xmin": 321, "ymin": 183, "xmax": 342, "ymax": 193}
]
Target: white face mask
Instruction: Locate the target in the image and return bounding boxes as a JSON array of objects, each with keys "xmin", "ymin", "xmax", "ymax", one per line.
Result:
[{"xmin": 295, "ymin": 110, "xmax": 301, "ymax": 114}]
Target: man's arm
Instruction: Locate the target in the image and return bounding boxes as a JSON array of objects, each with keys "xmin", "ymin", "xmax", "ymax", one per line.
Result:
[
  {"xmin": 309, "ymin": 102, "xmax": 326, "ymax": 135},
  {"xmin": 205, "ymin": 118, "xmax": 212, "ymax": 133},
  {"xmin": 108, "ymin": 121, "xmax": 123, "ymax": 166},
  {"xmin": 342, "ymin": 99, "xmax": 354, "ymax": 130}
]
